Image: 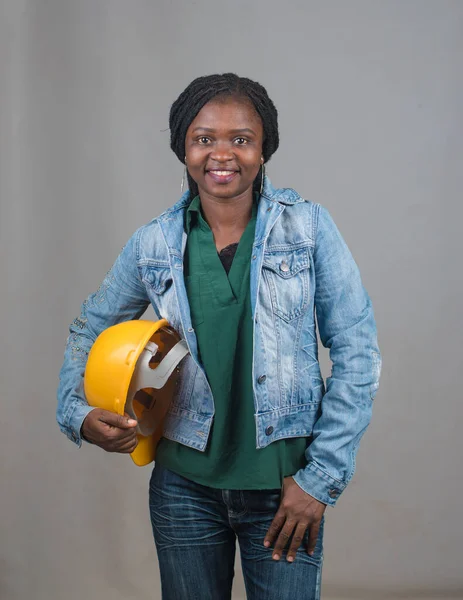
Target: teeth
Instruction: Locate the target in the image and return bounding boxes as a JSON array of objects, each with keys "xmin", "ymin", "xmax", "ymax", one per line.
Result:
[{"xmin": 211, "ymin": 171, "xmax": 234, "ymax": 176}]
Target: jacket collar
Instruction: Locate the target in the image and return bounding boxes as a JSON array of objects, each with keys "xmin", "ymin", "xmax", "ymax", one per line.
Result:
[
  {"xmin": 260, "ymin": 176, "xmax": 305, "ymax": 205},
  {"xmin": 157, "ymin": 176, "xmax": 305, "ymax": 257},
  {"xmin": 160, "ymin": 176, "xmax": 304, "ymax": 221}
]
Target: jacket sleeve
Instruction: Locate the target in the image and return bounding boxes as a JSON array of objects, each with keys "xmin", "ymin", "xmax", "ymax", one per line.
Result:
[
  {"xmin": 293, "ymin": 204, "xmax": 381, "ymax": 506},
  {"xmin": 56, "ymin": 230, "xmax": 150, "ymax": 446}
]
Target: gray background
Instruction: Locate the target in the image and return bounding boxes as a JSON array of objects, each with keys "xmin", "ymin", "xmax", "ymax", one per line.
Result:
[{"xmin": 1, "ymin": 1, "xmax": 462, "ymax": 599}]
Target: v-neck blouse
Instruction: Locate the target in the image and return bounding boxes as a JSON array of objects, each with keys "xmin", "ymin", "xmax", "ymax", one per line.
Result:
[{"xmin": 155, "ymin": 195, "xmax": 309, "ymax": 489}]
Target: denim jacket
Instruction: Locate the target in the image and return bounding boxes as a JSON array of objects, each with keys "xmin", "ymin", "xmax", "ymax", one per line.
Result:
[{"xmin": 57, "ymin": 177, "xmax": 381, "ymax": 506}]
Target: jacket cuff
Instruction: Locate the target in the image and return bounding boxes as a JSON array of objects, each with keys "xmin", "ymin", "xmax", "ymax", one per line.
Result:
[
  {"xmin": 293, "ymin": 461, "xmax": 347, "ymax": 507},
  {"xmin": 63, "ymin": 404, "xmax": 97, "ymax": 447}
]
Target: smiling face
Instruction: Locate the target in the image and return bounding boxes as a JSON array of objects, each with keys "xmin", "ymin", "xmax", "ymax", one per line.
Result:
[{"xmin": 184, "ymin": 96, "xmax": 264, "ymax": 202}]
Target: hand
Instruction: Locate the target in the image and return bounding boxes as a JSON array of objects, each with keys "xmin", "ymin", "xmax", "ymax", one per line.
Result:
[
  {"xmin": 81, "ymin": 409, "xmax": 138, "ymax": 454},
  {"xmin": 264, "ymin": 477, "xmax": 326, "ymax": 562}
]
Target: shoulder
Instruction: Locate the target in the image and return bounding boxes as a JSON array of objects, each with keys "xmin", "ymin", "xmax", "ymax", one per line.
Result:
[
  {"xmin": 140, "ymin": 191, "xmax": 191, "ymax": 231},
  {"xmin": 269, "ymin": 183, "xmax": 340, "ymax": 231},
  {"xmin": 263, "ymin": 177, "xmax": 321, "ymax": 213},
  {"xmin": 264, "ymin": 181, "xmax": 324, "ymax": 245},
  {"xmin": 132, "ymin": 192, "xmax": 190, "ymax": 248}
]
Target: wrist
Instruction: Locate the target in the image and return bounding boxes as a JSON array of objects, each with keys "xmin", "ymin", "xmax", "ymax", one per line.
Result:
[{"xmin": 80, "ymin": 418, "xmax": 93, "ymax": 444}]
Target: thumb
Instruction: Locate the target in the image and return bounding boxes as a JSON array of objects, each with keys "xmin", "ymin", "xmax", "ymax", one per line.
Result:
[{"xmin": 98, "ymin": 410, "xmax": 138, "ymax": 429}]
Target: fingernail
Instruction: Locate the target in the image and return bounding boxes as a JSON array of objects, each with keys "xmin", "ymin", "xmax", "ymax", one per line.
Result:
[
  {"xmin": 127, "ymin": 419, "xmax": 137, "ymax": 426},
  {"xmin": 287, "ymin": 556, "xmax": 294, "ymax": 563},
  {"xmin": 309, "ymin": 551, "xmax": 314, "ymax": 556},
  {"xmin": 272, "ymin": 554, "xmax": 280, "ymax": 561},
  {"xmin": 264, "ymin": 541, "xmax": 270, "ymax": 547}
]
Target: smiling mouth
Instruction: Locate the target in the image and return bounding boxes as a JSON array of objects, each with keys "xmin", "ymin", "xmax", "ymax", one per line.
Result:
[{"xmin": 206, "ymin": 170, "xmax": 239, "ymax": 184}]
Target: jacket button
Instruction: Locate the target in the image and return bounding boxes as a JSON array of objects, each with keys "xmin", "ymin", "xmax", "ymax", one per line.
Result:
[
  {"xmin": 265, "ymin": 426, "xmax": 274, "ymax": 436},
  {"xmin": 280, "ymin": 260, "xmax": 290, "ymax": 272},
  {"xmin": 258, "ymin": 375, "xmax": 266, "ymax": 384},
  {"xmin": 328, "ymin": 489, "xmax": 339, "ymax": 499}
]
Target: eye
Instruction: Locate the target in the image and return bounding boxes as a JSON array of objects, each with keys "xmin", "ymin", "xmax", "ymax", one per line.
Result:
[
  {"xmin": 197, "ymin": 136, "xmax": 211, "ymax": 144},
  {"xmin": 234, "ymin": 137, "xmax": 248, "ymax": 145}
]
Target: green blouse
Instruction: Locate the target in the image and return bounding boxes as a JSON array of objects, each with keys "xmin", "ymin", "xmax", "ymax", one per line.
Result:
[{"xmin": 155, "ymin": 195, "xmax": 309, "ymax": 489}]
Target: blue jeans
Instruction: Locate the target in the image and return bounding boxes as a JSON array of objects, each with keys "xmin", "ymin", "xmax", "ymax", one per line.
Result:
[{"xmin": 149, "ymin": 464, "xmax": 324, "ymax": 600}]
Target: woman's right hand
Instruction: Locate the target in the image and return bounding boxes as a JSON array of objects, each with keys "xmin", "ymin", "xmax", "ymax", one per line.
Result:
[{"xmin": 81, "ymin": 409, "xmax": 138, "ymax": 453}]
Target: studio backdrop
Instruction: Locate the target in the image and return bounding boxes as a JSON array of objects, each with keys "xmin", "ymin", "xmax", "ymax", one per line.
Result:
[{"xmin": 1, "ymin": 1, "xmax": 462, "ymax": 598}]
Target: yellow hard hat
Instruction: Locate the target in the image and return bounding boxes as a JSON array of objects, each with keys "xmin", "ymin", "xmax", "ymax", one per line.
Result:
[{"xmin": 84, "ymin": 319, "xmax": 189, "ymax": 466}]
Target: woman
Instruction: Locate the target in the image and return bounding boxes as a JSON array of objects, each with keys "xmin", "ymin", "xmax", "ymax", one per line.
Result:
[{"xmin": 57, "ymin": 73, "xmax": 381, "ymax": 600}]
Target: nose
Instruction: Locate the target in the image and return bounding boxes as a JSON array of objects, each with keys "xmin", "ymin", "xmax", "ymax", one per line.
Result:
[{"xmin": 209, "ymin": 141, "xmax": 234, "ymax": 162}]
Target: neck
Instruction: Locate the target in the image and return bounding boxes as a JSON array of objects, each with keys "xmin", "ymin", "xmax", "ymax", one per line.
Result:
[
  {"xmin": 197, "ymin": 188, "xmax": 254, "ymax": 252},
  {"xmin": 198, "ymin": 189, "xmax": 254, "ymax": 233}
]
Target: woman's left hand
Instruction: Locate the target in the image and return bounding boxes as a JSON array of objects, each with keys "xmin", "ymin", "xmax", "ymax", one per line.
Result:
[{"xmin": 264, "ymin": 477, "xmax": 326, "ymax": 562}]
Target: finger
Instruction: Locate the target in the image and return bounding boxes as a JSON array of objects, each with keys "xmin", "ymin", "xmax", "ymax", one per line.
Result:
[
  {"xmin": 307, "ymin": 521, "xmax": 321, "ymax": 556},
  {"xmin": 99, "ymin": 411, "xmax": 137, "ymax": 429},
  {"xmin": 272, "ymin": 520, "xmax": 297, "ymax": 561},
  {"xmin": 286, "ymin": 522, "xmax": 308, "ymax": 563},
  {"xmin": 113, "ymin": 436, "xmax": 139, "ymax": 454},
  {"xmin": 264, "ymin": 511, "xmax": 286, "ymax": 548},
  {"xmin": 87, "ymin": 419, "xmax": 137, "ymax": 447},
  {"xmin": 103, "ymin": 425, "xmax": 138, "ymax": 442},
  {"xmin": 106, "ymin": 432, "xmax": 138, "ymax": 452}
]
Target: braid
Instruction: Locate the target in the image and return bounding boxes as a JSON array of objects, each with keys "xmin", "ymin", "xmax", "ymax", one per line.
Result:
[{"xmin": 169, "ymin": 73, "xmax": 279, "ymax": 198}]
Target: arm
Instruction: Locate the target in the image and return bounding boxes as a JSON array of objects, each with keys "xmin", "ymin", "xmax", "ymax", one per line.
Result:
[
  {"xmin": 56, "ymin": 230, "xmax": 150, "ymax": 446},
  {"xmin": 293, "ymin": 204, "xmax": 381, "ymax": 506}
]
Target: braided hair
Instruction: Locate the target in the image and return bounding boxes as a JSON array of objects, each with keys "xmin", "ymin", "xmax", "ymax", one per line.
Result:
[{"xmin": 169, "ymin": 73, "xmax": 279, "ymax": 197}]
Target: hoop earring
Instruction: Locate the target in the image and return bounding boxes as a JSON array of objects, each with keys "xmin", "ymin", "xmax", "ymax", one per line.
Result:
[
  {"xmin": 181, "ymin": 160, "xmax": 187, "ymax": 193},
  {"xmin": 260, "ymin": 163, "xmax": 266, "ymax": 195}
]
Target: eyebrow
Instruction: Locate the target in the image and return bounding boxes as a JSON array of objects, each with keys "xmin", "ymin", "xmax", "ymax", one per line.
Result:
[{"xmin": 191, "ymin": 127, "xmax": 257, "ymax": 136}]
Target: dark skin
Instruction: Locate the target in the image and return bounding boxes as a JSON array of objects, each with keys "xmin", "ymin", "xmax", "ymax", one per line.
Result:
[
  {"xmin": 81, "ymin": 409, "xmax": 138, "ymax": 453},
  {"xmin": 184, "ymin": 97, "xmax": 263, "ymax": 251},
  {"xmin": 264, "ymin": 478, "xmax": 326, "ymax": 562},
  {"xmin": 82, "ymin": 96, "xmax": 325, "ymax": 561}
]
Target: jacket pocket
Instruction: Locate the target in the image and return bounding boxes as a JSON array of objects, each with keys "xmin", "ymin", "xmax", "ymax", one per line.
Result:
[
  {"xmin": 262, "ymin": 247, "xmax": 311, "ymax": 323},
  {"xmin": 141, "ymin": 265, "xmax": 173, "ymax": 295},
  {"xmin": 140, "ymin": 265, "xmax": 175, "ymax": 322}
]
